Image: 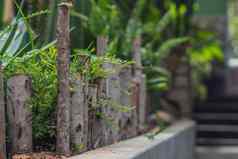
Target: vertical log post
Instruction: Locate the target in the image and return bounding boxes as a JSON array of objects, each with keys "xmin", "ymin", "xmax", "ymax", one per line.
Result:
[
  {"xmin": 56, "ymin": 1, "xmax": 72, "ymax": 156},
  {"xmin": 96, "ymin": 36, "xmax": 121, "ymax": 145},
  {"xmin": 71, "ymin": 56, "xmax": 89, "ymax": 154},
  {"xmin": 119, "ymin": 67, "xmax": 137, "ymax": 139},
  {"xmin": 7, "ymin": 75, "xmax": 33, "ymax": 154},
  {"xmin": 0, "ymin": 66, "xmax": 6, "ymax": 159},
  {"xmin": 103, "ymin": 63, "xmax": 121, "ymax": 145},
  {"xmin": 87, "ymin": 85, "xmax": 98, "ymax": 149},
  {"xmin": 89, "ymin": 36, "xmax": 109, "ymax": 148},
  {"xmin": 132, "ymin": 37, "xmax": 147, "ymax": 132}
]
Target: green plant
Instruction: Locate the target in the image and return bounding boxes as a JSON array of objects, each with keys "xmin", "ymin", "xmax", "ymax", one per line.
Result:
[
  {"xmin": 5, "ymin": 43, "xmax": 58, "ymax": 150},
  {"xmin": 71, "ymin": 47, "xmax": 132, "ymax": 83},
  {"xmin": 0, "ymin": 18, "xmax": 32, "ymax": 67},
  {"xmin": 188, "ymin": 30, "xmax": 224, "ymax": 99},
  {"xmin": 87, "ymin": 0, "xmax": 121, "ymax": 37},
  {"xmin": 140, "ymin": 5, "xmax": 190, "ymax": 92}
]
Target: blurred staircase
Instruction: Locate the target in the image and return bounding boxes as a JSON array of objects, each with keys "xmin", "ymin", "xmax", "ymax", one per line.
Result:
[{"xmin": 194, "ymin": 97, "xmax": 238, "ymax": 145}]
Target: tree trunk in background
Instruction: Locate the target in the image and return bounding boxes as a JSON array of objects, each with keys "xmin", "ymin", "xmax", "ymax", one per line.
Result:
[
  {"xmin": 3, "ymin": 0, "xmax": 14, "ymax": 24},
  {"xmin": 71, "ymin": 56, "xmax": 89, "ymax": 154},
  {"xmin": 119, "ymin": 67, "xmax": 137, "ymax": 139},
  {"xmin": 96, "ymin": 36, "xmax": 108, "ymax": 57},
  {"xmin": 7, "ymin": 75, "xmax": 33, "ymax": 154},
  {"xmin": 0, "ymin": 66, "xmax": 6, "ymax": 159},
  {"xmin": 162, "ymin": 46, "xmax": 192, "ymax": 119},
  {"xmin": 167, "ymin": 55, "xmax": 192, "ymax": 118},
  {"xmin": 56, "ymin": 3, "xmax": 71, "ymax": 156},
  {"xmin": 132, "ymin": 37, "xmax": 147, "ymax": 131}
]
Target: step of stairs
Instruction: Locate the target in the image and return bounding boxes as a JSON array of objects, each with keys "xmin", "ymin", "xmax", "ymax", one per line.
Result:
[
  {"xmin": 198, "ymin": 125, "xmax": 238, "ymax": 132},
  {"xmin": 196, "ymin": 146, "xmax": 238, "ymax": 159},
  {"xmin": 194, "ymin": 100, "xmax": 238, "ymax": 146},
  {"xmin": 197, "ymin": 138, "xmax": 238, "ymax": 145}
]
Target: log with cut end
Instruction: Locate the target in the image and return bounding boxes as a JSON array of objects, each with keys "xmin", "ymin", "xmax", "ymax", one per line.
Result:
[
  {"xmin": 7, "ymin": 75, "xmax": 33, "ymax": 154},
  {"xmin": 71, "ymin": 79, "xmax": 88, "ymax": 154},
  {"xmin": 119, "ymin": 67, "xmax": 137, "ymax": 139},
  {"xmin": 56, "ymin": 3, "xmax": 71, "ymax": 155},
  {"xmin": 103, "ymin": 63, "xmax": 121, "ymax": 145}
]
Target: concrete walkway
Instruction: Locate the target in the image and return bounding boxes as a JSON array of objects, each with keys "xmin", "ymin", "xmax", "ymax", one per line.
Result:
[{"xmin": 196, "ymin": 146, "xmax": 238, "ymax": 159}]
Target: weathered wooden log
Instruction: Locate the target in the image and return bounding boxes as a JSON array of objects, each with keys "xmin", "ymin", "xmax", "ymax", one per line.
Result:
[
  {"xmin": 91, "ymin": 36, "xmax": 108, "ymax": 147},
  {"xmin": 138, "ymin": 74, "xmax": 147, "ymax": 130},
  {"xmin": 0, "ymin": 66, "xmax": 6, "ymax": 159},
  {"xmin": 7, "ymin": 75, "xmax": 33, "ymax": 154},
  {"xmin": 70, "ymin": 78, "xmax": 88, "ymax": 154},
  {"xmin": 103, "ymin": 63, "xmax": 121, "ymax": 145},
  {"xmin": 96, "ymin": 36, "xmax": 121, "ymax": 145},
  {"xmin": 132, "ymin": 37, "xmax": 147, "ymax": 131},
  {"xmin": 119, "ymin": 67, "xmax": 137, "ymax": 139},
  {"xmin": 56, "ymin": 2, "xmax": 71, "ymax": 155},
  {"xmin": 87, "ymin": 85, "xmax": 101, "ymax": 149}
]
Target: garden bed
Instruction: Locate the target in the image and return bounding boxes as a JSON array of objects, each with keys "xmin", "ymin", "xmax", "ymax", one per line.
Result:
[{"xmin": 70, "ymin": 120, "xmax": 195, "ymax": 159}]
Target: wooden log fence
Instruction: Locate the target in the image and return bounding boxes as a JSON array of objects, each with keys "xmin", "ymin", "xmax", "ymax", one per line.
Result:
[{"xmin": 0, "ymin": 6, "xmax": 148, "ymax": 159}]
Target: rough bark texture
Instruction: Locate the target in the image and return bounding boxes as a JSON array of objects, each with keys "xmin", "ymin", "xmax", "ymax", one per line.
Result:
[
  {"xmin": 70, "ymin": 78, "xmax": 88, "ymax": 154},
  {"xmin": 132, "ymin": 37, "xmax": 147, "ymax": 131},
  {"xmin": 97, "ymin": 36, "xmax": 121, "ymax": 145},
  {"xmin": 119, "ymin": 67, "xmax": 137, "ymax": 139},
  {"xmin": 56, "ymin": 4, "xmax": 71, "ymax": 155},
  {"xmin": 90, "ymin": 36, "xmax": 108, "ymax": 147},
  {"xmin": 0, "ymin": 67, "xmax": 6, "ymax": 159},
  {"xmin": 103, "ymin": 63, "xmax": 120, "ymax": 145},
  {"xmin": 7, "ymin": 75, "xmax": 33, "ymax": 154},
  {"xmin": 87, "ymin": 85, "xmax": 101, "ymax": 149}
]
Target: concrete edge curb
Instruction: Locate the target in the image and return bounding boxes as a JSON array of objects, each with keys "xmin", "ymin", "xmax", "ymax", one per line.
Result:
[{"xmin": 70, "ymin": 120, "xmax": 196, "ymax": 159}]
